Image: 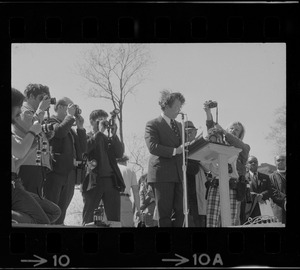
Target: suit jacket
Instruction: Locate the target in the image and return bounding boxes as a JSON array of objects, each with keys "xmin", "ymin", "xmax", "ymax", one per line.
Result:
[
  {"xmin": 145, "ymin": 115, "xmax": 183, "ymax": 183},
  {"xmin": 269, "ymin": 171, "xmax": 286, "ymax": 208},
  {"xmin": 85, "ymin": 131, "xmax": 126, "ymax": 192},
  {"xmin": 48, "ymin": 115, "xmax": 87, "ymax": 175},
  {"xmin": 241, "ymin": 171, "xmax": 273, "ymax": 222},
  {"xmin": 269, "ymin": 171, "xmax": 286, "ymax": 224},
  {"xmin": 245, "ymin": 171, "xmax": 272, "ymax": 201}
]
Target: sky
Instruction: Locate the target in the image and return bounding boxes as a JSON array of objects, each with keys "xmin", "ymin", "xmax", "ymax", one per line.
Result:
[{"xmin": 11, "ymin": 43, "xmax": 285, "ymax": 166}]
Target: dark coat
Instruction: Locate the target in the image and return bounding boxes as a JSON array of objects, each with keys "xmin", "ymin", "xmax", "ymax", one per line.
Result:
[
  {"xmin": 269, "ymin": 171, "xmax": 286, "ymax": 224},
  {"xmin": 48, "ymin": 115, "xmax": 87, "ymax": 175},
  {"xmin": 246, "ymin": 171, "xmax": 272, "ymax": 200},
  {"xmin": 244, "ymin": 171, "xmax": 273, "ymax": 220},
  {"xmin": 85, "ymin": 131, "xmax": 126, "ymax": 192},
  {"xmin": 269, "ymin": 171, "xmax": 286, "ymax": 208},
  {"xmin": 145, "ymin": 115, "xmax": 183, "ymax": 183}
]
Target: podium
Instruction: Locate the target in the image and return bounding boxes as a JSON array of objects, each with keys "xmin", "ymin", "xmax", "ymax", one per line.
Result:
[{"xmin": 188, "ymin": 139, "xmax": 242, "ymax": 227}]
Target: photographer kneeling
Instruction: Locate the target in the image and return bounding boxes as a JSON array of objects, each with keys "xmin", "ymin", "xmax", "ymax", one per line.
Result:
[
  {"xmin": 204, "ymin": 101, "xmax": 250, "ymax": 227},
  {"xmin": 12, "ymin": 83, "xmax": 55, "ymax": 197},
  {"xmin": 11, "ymin": 88, "xmax": 61, "ymax": 224}
]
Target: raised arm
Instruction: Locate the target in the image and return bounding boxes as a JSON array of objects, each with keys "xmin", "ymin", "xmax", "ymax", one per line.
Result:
[{"xmin": 12, "ymin": 121, "xmax": 41, "ymax": 159}]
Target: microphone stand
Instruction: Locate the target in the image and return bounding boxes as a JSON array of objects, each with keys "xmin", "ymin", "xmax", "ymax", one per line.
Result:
[{"xmin": 180, "ymin": 113, "xmax": 189, "ymax": 227}]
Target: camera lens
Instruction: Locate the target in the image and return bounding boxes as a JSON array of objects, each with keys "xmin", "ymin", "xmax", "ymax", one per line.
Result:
[{"xmin": 50, "ymin": 97, "xmax": 56, "ymax": 105}]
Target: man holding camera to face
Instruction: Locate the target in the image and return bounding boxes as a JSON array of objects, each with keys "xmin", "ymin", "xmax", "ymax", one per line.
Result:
[
  {"xmin": 81, "ymin": 109, "xmax": 125, "ymax": 226},
  {"xmin": 43, "ymin": 97, "xmax": 87, "ymax": 225},
  {"xmin": 12, "ymin": 83, "xmax": 55, "ymax": 196}
]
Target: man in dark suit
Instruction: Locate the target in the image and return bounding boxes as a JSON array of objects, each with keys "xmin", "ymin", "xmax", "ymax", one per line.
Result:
[
  {"xmin": 145, "ymin": 90, "xmax": 186, "ymax": 227},
  {"xmin": 81, "ymin": 109, "xmax": 126, "ymax": 226},
  {"xmin": 269, "ymin": 154, "xmax": 286, "ymax": 224},
  {"xmin": 44, "ymin": 97, "xmax": 87, "ymax": 225},
  {"xmin": 242, "ymin": 155, "xmax": 273, "ymax": 223}
]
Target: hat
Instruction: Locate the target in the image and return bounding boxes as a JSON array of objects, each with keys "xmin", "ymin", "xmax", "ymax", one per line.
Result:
[{"xmin": 184, "ymin": 121, "xmax": 197, "ymax": 130}]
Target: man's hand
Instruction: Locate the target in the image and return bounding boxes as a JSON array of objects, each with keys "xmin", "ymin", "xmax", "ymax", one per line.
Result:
[
  {"xmin": 45, "ymin": 130, "xmax": 55, "ymax": 140},
  {"xmin": 38, "ymin": 95, "xmax": 51, "ymax": 112},
  {"xmin": 135, "ymin": 210, "xmax": 141, "ymax": 221},
  {"xmin": 175, "ymin": 145, "xmax": 184, "ymax": 155},
  {"xmin": 203, "ymin": 101, "xmax": 212, "ymax": 113},
  {"xmin": 67, "ymin": 104, "xmax": 76, "ymax": 116},
  {"xmin": 75, "ymin": 115, "xmax": 84, "ymax": 129},
  {"xmin": 257, "ymin": 193, "xmax": 264, "ymax": 203},
  {"xmin": 98, "ymin": 119, "xmax": 108, "ymax": 133},
  {"xmin": 175, "ymin": 142, "xmax": 190, "ymax": 155},
  {"xmin": 110, "ymin": 123, "xmax": 118, "ymax": 136},
  {"xmin": 29, "ymin": 121, "xmax": 42, "ymax": 135},
  {"xmin": 203, "ymin": 101, "xmax": 214, "ymax": 121}
]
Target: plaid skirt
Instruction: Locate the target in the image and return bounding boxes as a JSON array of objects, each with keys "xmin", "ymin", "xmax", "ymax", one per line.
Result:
[{"xmin": 206, "ymin": 186, "xmax": 238, "ymax": 227}]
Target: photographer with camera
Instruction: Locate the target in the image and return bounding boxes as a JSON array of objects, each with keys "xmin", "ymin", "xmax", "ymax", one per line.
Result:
[
  {"xmin": 43, "ymin": 97, "xmax": 87, "ymax": 225},
  {"xmin": 11, "ymin": 87, "xmax": 61, "ymax": 224},
  {"xmin": 81, "ymin": 109, "xmax": 125, "ymax": 226},
  {"xmin": 203, "ymin": 100, "xmax": 250, "ymax": 227},
  {"xmin": 12, "ymin": 83, "xmax": 55, "ymax": 196}
]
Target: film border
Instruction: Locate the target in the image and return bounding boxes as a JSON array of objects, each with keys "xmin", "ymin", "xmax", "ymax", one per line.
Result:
[{"xmin": 1, "ymin": 1, "xmax": 299, "ymax": 269}]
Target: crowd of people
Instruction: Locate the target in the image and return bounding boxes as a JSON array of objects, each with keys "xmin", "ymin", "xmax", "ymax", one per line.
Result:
[{"xmin": 11, "ymin": 85, "xmax": 286, "ymax": 227}]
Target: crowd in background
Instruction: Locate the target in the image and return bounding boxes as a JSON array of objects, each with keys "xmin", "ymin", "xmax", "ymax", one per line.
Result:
[{"xmin": 11, "ymin": 84, "xmax": 286, "ymax": 227}]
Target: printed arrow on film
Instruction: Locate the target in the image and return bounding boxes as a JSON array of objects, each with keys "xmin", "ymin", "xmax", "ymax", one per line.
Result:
[
  {"xmin": 162, "ymin": 253, "xmax": 189, "ymax": 266},
  {"xmin": 21, "ymin": 254, "xmax": 47, "ymax": 267}
]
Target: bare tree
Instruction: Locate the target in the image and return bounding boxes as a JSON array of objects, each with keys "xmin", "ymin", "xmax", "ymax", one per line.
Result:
[
  {"xmin": 78, "ymin": 44, "xmax": 151, "ymax": 143},
  {"xmin": 124, "ymin": 133, "xmax": 149, "ymax": 181},
  {"xmin": 266, "ymin": 105, "xmax": 286, "ymax": 155}
]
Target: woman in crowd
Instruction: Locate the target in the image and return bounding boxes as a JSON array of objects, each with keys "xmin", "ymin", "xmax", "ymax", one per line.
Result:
[{"xmin": 204, "ymin": 101, "xmax": 250, "ymax": 227}]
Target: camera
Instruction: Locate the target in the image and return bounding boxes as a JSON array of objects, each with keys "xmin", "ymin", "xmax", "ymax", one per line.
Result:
[
  {"xmin": 102, "ymin": 120, "xmax": 110, "ymax": 129},
  {"xmin": 74, "ymin": 105, "xmax": 82, "ymax": 117},
  {"xmin": 42, "ymin": 95, "xmax": 56, "ymax": 105},
  {"xmin": 50, "ymin": 97, "xmax": 56, "ymax": 105},
  {"xmin": 110, "ymin": 109, "xmax": 119, "ymax": 118},
  {"xmin": 207, "ymin": 127, "xmax": 225, "ymax": 144},
  {"xmin": 41, "ymin": 123, "xmax": 54, "ymax": 133},
  {"xmin": 206, "ymin": 100, "xmax": 218, "ymax": 108},
  {"xmin": 98, "ymin": 109, "xmax": 120, "ymax": 130}
]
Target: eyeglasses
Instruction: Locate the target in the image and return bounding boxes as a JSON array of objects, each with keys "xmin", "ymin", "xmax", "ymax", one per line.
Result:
[
  {"xmin": 276, "ymin": 159, "xmax": 285, "ymax": 162},
  {"xmin": 248, "ymin": 161, "xmax": 258, "ymax": 164}
]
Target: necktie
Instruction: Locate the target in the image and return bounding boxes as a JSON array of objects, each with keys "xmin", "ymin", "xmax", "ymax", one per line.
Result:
[
  {"xmin": 170, "ymin": 119, "xmax": 180, "ymax": 138},
  {"xmin": 253, "ymin": 173, "xmax": 260, "ymax": 187}
]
